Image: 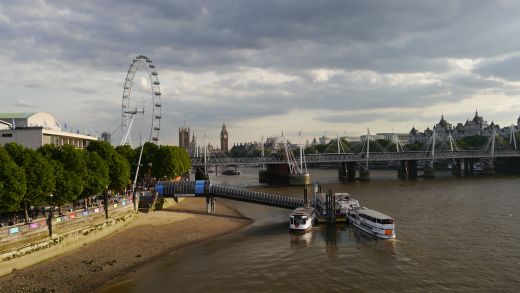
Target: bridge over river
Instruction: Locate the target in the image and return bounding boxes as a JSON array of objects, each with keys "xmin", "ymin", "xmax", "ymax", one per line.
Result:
[
  {"xmin": 190, "ymin": 148, "xmax": 520, "ymax": 185},
  {"xmin": 191, "ymin": 150, "xmax": 520, "ymax": 166}
]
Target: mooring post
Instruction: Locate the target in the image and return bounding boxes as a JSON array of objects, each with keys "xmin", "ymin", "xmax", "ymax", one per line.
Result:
[
  {"xmin": 331, "ymin": 189, "xmax": 336, "ymax": 224},
  {"xmin": 206, "ymin": 196, "xmax": 211, "ymax": 213}
]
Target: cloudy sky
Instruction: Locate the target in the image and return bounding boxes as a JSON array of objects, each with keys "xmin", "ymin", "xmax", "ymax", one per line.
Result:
[{"xmin": 2, "ymin": 0, "xmax": 520, "ymax": 146}]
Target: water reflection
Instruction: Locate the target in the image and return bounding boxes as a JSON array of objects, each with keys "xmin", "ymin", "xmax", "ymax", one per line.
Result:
[{"xmin": 289, "ymin": 230, "xmax": 313, "ymax": 247}]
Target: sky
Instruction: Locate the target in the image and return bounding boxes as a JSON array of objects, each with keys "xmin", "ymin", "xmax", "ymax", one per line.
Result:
[{"xmin": 2, "ymin": 0, "xmax": 520, "ymax": 147}]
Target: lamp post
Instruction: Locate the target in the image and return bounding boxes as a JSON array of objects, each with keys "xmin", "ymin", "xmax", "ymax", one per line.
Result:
[
  {"xmin": 103, "ymin": 186, "xmax": 109, "ymax": 220},
  {"xmin": 47, "ymin": 193, "xmax": 54, "ymax": 237}
]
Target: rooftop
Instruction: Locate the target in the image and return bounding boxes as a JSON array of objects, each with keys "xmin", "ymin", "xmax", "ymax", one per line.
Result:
[
  {"xmin": 0, "ymin": 113, "xmax": 37, "ymax": 119},
  {"xmin": 357, "ymin": 207, "xmax": 393, "ymax": 219}
]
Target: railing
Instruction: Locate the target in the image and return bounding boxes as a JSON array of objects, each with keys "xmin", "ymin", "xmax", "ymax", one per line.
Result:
[
  {"xmin": 190, "ymin": 150, "xmax": 520, "ymax": 166},
  {"xmin": 210, "ymin": 185, "xmax": 304, "ymax": 210},
  {"xmin": 0, "ymin": 196, "xmax": 134, "ymax": 248}
]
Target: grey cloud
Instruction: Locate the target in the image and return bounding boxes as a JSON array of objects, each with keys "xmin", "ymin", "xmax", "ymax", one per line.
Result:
[
  {"xmin": 474, "ymin": 56, "xmax": 520, "ymax": 82},
  {"xmin": 14, "ymin": 99, "xmax": 36, "ymax": 108}
]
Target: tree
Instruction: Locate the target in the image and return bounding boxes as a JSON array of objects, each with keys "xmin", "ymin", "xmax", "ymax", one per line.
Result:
[
  {"xmin": 87, "ymin": 141, "xmax": 131, "ymax": 192},
  {"xmin": 108, "ymin": 152, "xmax": 131, "ymax": 191},
  {"xmin": 38, "ymin": 144, "xmax": 86, "ymax": 208},
  {"xmin": 4, "ymin": 143, "xmax": 55, "ymax": 221},
  {"xmin": 152, "ymin": 146, "xmax": 191, "ymax": 179},
  {"xmin": 81, "ymin": 151, "xmax": 109, "ymax": 200},
  {"xmin": 458, "ymin": 135, "xmax": 487, "ymax": 150},
  {"xmin": 116, "ymin": 145, "xmax": 137, "ymax": 181},
  {"xmin": 0, "ymin": 148, "xmax": 26, "ymax": 212}
]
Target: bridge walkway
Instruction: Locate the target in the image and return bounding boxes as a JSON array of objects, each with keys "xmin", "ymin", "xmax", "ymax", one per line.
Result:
[{"xmin": 156, "ymin": 180, "xmax": 304, "ymax": 210}]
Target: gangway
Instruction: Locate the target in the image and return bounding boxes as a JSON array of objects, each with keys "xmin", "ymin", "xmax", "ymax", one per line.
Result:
[{"xmin": 156, "ymin": 180, "xmax": 305, "ymax": 210}]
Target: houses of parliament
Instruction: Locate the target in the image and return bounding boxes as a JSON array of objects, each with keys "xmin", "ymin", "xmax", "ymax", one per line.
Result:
[{"xmin": 179, "ymin": 123, "xmax": 228, "ymax": 155}]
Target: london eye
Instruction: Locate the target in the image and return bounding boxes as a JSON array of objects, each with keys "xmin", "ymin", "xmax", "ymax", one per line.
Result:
[{"xmin": 120, "ymin": 55, "xmax": 162, "ymax": 146}]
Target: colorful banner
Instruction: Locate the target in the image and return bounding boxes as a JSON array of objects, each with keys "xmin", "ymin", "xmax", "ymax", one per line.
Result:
[
  {"xmin": 94, "ymin": 208, "xmax": 100, "ymax": 213},
  {"xmin": 82, "ymin": 211, "xmax": 89, "ymax": 216},
  {"xmin": 29, "ymin": 223, "xmax": 39, "ymax": 229},
  {"xmin": 70, "ymin": 213, "xmax": 76, "ymax": 219},
  {"xmin": 9, "ymin": 227, "xmax": 20, "ymax": 234},
  {"xmin": 56, "ymin": 217, "xmax": 62, "ymax": 223},
  {"xmin": 113, "ymin": 203, "xmax": 118, "ymax": 208},
  {"xmin": 122, "ymin": 200, "xmax": 126, "ymax": 206}
]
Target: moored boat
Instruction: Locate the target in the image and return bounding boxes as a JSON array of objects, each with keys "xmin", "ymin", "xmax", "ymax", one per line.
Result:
[
  {"xmin": 289, "ymin": 207, "xmax": 316, "ymax": 232},
  {"xmin": 222, "ymin": 169, "xmax": 241, "ymax": 175},
  {"xmin": 347, "ymin": 208, "xmax": 395, "ymax": 239},
  {"xmin": 335, "ymin": 193, "xmax": 360, "ymax": 221}
]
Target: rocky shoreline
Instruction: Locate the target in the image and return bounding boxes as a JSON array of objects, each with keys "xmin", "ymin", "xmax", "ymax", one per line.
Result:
[{"xmin": 0, "ymin": 198, "xmax": 251, "ymax": 293}]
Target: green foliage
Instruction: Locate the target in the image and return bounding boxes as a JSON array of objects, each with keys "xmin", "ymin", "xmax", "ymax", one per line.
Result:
[
  {"xmin": 405, "ymin": 142, "xmax": 424, "ymax": 151},
  {"xmin": 86, "ymin": 141, "xmax": 131, "ymax": 191},
  {"xmin": 140, "ymin": 142, "xmax": 159, "ymax": 167},
  {"xmin": 152, "ymin": 145, "xmax": 191, "ymax": 179},
  {"xmin": 21, "ymin": 149, "xmax": 55, "ymax": 207},
  {"xmin": 457, "ymin": 135, "xmax": 487, "ymax": 150},
  {"xmin": 108, "ymin": 152, "xmax": 131, "ymax": 191},
  {"xmin": 86, "ymin": 140, "xmax": 115, "ymax": 159},
  {"xmin": 230, "ymin": 144, "xmax": 261, "ymax": 157},
  {"xmin": 82, "ymin": 151, "xmax": 110, "ymax": 197},
  {"xmin": 0, "ymin": 148, "xmax": 26, "ymax": 212},
  {"xmin": 38, "ymin": 145, "xmax": 86, "ymax": 206}
]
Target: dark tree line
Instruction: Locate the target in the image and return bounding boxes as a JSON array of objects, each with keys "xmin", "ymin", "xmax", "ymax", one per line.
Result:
[{"xmin": 0, "ymin": 141, "xmax": 191, "ymax": 221}]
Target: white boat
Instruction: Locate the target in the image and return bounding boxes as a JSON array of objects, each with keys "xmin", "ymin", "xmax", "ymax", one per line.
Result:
[
  {"xmin": 347, "ymin": 208, "xmax": 396, "ymax": 239},
  {"xmin": 335, "ymin": 193, "xmax": 360, "ymax": 220},
  {"xmin": 289, "ymin": 206, "xmax": 316, "ymax": 232}
]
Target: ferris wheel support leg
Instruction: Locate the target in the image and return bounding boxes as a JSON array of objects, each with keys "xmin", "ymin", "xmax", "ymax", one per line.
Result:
[{"xmin": 120, "ymin": 114, "xmax": 136, "ymax": 146}]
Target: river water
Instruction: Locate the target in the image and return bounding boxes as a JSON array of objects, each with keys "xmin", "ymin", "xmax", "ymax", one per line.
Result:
[{"xmin": 105, "ymin": 168, "xmax": 520, "ymax": 292}]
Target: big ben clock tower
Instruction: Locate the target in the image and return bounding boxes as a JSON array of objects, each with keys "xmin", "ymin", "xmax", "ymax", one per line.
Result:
[{"xmin": 220, "ymin": 123, "xmax": 228, "ymax": 152}]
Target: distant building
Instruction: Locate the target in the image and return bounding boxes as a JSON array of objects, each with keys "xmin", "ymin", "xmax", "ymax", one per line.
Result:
[
  {"xmin": 319, "ymin": 136, "xmax": 330, "ymax": 145},
  {"xmin": 408, "ymin": 110, "xmax": 518, "ymax": 144},
  {"xmin": 220, "ymin": 123, "xmax": 228, "ymax": 152},
  {"xmin": 101, "ymin": 132, "xmax": 111, "ymax": 144},
  {"xmin": 0, "ymin": 112, "xmax": 97, "ymax": 149},
  {"xmin": 179, "ymin": 126, "xmax": 190, "ymax": 150}
]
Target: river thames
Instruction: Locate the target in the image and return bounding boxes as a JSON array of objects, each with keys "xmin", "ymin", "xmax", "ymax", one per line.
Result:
[{"xmin": 105, "ymin": 168, "xmax": 520, "ymax": 292}]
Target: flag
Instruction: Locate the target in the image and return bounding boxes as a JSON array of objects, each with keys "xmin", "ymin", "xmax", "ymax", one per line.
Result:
[
  {"xmin": 12, "ymin": 118, "xmax": 15, "ymax": 129},
  {"xmin": 64, "ymin": 123, "xmax": 68, "ymax": 131}
]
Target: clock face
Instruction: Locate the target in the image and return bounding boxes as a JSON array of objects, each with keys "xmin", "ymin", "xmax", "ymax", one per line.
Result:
[{"xmin": 223, "ymin": 134, "xmax": 228, "ymax": 139}]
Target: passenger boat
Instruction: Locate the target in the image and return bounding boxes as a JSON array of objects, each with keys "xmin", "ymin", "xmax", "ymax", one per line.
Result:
[
  {"xmin": 289, "ymin": 206, "xmax": 316, "ymax": 232},
  {"xmin": 347, "ymin": 208, "xmax": 396, "ymax": 239},
  {"xmin": 335, "ymin": 193, "xmax": 360, "ymax": 221},
  {"xmin": 222, "ymin": 169, "xmax": 241, "ymax": 175}
]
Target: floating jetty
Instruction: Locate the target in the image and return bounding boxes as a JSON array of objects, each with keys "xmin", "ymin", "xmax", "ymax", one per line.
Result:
[{"xmin": 156, "ymin": 180, "xmax": 395, "ymax": 238}]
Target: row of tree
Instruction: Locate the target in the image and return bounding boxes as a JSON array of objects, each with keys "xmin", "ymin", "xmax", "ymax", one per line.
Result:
[{"xmin": 0, "ymin": 141, "xmax": 191, "ymax": 221}]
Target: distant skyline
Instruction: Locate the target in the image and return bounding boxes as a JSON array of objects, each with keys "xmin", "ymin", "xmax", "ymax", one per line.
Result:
[{"xmin": 2, "ymin": 1, "xmax": 520, "ymax": 146}]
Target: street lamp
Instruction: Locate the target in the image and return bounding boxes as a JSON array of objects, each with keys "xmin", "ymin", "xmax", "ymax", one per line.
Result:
[{"xmin": 47, "ymin": 193, "xmax": 54, "ymax": 237}]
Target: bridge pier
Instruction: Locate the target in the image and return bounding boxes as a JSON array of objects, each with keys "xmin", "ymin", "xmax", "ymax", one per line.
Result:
[
  {"xmin": 452, "ymin": 159, "xmax": 462, "ymax": 175},
  {"xmin": 464, "ymin": 159, "xmax": 475, "ymax": 175},
  {"xmin": 358, "ymin": 167, "xmax": 370, "ymax": 181},
  {"xmin": 397, "ymin": 160, "xmax": 408, "ymax": 178},
  {"xmin": 289, "ymin": 173, "xmax": 311, "ymax": 185},
  {"xmin": 407, "ymin": 160, "xmax": 418, "ymax": 179},
  {"xmin": 338, "ymin": 162, "xmax": 347, "ymax": 181},
  {"xmin": 258, "ymin": 163, "xmax": 290, "ymax": 185},
  {"xmin": 206, "ymin": 196, "xmax": 215, "ymax": 213},
  {"xmin": 347, "ymin": 162, "xmax": 356, "ymax": 181},
  {"xmin": 423, "ymin": 166, "xmax": 435, "ymax": 178}
]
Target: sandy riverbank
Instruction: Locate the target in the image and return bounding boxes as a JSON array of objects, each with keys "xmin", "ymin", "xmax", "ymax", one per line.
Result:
[{"xmin": 0, "ymin": 198, "xmax": 251, "ymax": 293}]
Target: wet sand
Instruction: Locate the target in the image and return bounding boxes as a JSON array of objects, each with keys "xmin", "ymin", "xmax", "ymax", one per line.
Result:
[{"xmin": 0, "ymin": 198, "xmax": 251, "ymax": 293}]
